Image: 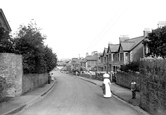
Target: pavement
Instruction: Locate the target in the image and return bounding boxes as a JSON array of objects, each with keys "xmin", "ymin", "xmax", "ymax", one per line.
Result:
[
  {"xmin": 77, "ymin": 75, "xmax": 150, "ymax": 115},
  {"xmin": 0, "ymin": 80, "xmax": 56, "ymax": 115}
]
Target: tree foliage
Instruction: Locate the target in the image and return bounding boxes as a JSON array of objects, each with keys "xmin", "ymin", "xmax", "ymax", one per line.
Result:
[
  {"xmin": 143, "ymin": 26, "xmax": 166, "ymax": 58},
  {"xmin": 44, "ymin": 46, "xmax": 57, "ymax": 72},
  {"xmin": 14, "ymin": 20, "xmax": 57, "ymax": 74},
  {"xmin": 120, "ymin": 61, "xmax": 140, "ymax": 72},
  {"xmin": 0, "ymin": 27, "xmax": 15, "ymax": 53}
]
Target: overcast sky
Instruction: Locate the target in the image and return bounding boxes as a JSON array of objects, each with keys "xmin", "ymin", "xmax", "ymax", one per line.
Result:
[{"xmin": 1, "ymin": 0, "xmax": 166, "ymax": 60}]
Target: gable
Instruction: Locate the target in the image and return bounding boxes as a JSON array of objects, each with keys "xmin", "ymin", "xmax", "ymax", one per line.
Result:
[
  {"xmin": 0, "ymin": 9, "xmax": 11, "ymax": 31},
  {"xmin": 110, "ymin": 44, "xmax": 119, "ymax": 53},
  {"xmin": 119, "ymin": 44, "xmax": 123, "ymax": 52},
  {"xmin": 107, "ymin": 44, "xmax": 111, "ymax": 53},
  {"xmin": 103, "ymin": 48, "xmax": 108, "ymax": 56},
  {"xmin": 120, "ymin": 36, "xmax": 145, "ymax": 51}
]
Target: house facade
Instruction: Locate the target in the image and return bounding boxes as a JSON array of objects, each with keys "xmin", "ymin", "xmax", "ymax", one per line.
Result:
[
  {"xmin": 98, "ymin": 30, "xmax": 150, "ymax": 73},
  {"xmin": 107, "ymin": 44, "xmax": 119, "ymax": 72}
]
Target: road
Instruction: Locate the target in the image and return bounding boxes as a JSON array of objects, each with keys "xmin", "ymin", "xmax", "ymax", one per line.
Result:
[{"xmin": 16, "ymin": 71, "xmax": 140, "ymax": 115}]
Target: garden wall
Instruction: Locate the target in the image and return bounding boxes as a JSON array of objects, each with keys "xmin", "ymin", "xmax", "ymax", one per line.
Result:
[
  {"xmin": 22, "ymin": 73, "xmax": 48, "ymax": 94},
  {"xmin": 81, "ymin": 73, "xmax": 103, "ymax": 81},
  {"xmin": 139, "ymin": 58, "xmax": 166, "ymax": 115},
  {"xmin": 116, "ymin": 71, "xmax": 140, "ymax": 91},
  {"xmin": 0, "ymin": 53, "xmax": 22, "ymax": 102}
]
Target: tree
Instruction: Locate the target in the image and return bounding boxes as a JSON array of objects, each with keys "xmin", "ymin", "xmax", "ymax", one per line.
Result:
[
  {"xmin": 14, "ymin": 20, "xmax": 48, "ymax": 73},
  {"xmin": 0, "ymin": 27, "xmax": 15, "ymax": 53},
  {"xmin": 144, "ymin": 26, "xmax": 166, "ymax": 58},
  {"xmin": 13, "ymin": 20, "xmax": 57, "ymax": 74},
  {"xmin": 44, "ymin": 46, "xmax": 57, "ymax": 72}
]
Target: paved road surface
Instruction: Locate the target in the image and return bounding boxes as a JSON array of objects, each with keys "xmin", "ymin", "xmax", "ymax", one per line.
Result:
[{"xmin": 16, "ymin": 71, "xmax": 140, "ymax": 115}]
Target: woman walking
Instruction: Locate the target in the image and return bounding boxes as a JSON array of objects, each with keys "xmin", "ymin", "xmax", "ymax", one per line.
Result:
[{"xmin": 102, "ymin": 73, "xmax": 112, "ymax": 98}]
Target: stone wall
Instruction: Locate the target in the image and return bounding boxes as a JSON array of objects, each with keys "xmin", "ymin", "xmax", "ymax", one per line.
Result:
[
  {"xmin": 0, "ymin": 53, "xmax": 22, "ymax": 102},
  {"xmin": 139, "ymin": 58, "xmax": 166, "ymax": 115},
  {"xmin": 22, "ymin": 73, "xmax": 48, "ymax": 94},
  {"xmin": 140, "ymin": 73, "xmax": 166, "ymax": 115},
  {"xmin": 116, "ymin": 71, "xmax": 140, "ymax": 91}
]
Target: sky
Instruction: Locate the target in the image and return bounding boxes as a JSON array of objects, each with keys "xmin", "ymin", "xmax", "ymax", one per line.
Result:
[{"xmin": 1, "ymin": 0, "xmax": 166, "ymax": 60}]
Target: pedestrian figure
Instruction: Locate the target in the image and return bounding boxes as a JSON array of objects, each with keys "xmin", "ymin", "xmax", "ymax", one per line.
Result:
[
  {"xmin": 76, "ymin": 71, "xmax": 78, "ymax": 76},
  {"xmin": 102, "ymin": 73, "xmax": 112, "ymax": 98},
  {"xmin": 131, "ymin": 80, "xmax": 136, "ymax": 99}
]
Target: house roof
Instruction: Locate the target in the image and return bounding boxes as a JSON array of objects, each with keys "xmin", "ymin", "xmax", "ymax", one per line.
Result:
[
  {"xmin": 80, "ymin": 58, "xmax": 87, "ymax": 63},
  {"xmin": 120, "ymin": 36, "xmax": 144, "ymax": 51},
  {"xmin": 71, "ymin": 58, "xmax": 81, "ymax": 64},
  {"xmin": 86, "ymin": 55, "xmax": 98, "ymax": 61},
  {"xmin": 102, "ymin": 48, "xmax": 108, "ymax": 56},
  {"xmin": 0, "ymin": 9, "xmax": 11, "ymax": 31},
  {"xmin": 121, "ymin": 42, "xmax": 135, "ymax": 51},
  {"xmin": 110, "ymin": 44, "xmax": 119, "ymax": 53}
]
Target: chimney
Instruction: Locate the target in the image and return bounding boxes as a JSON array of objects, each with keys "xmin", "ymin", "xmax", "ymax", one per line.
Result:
[{"xmin": 119, "ymin": 35, "xmax": 129, "ymax": 43}]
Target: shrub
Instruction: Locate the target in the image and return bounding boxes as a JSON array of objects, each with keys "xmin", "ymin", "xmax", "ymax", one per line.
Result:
[{"xmin": 120, "ymin": 61, "xmax": 140, "ymax": 72}]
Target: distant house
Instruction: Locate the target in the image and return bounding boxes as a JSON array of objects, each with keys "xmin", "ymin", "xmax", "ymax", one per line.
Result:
[
  {"xmin": 96, "ymin": 53, "xmax": 103, "ymax": 71},
  {"xmin": 0, "ymin": 9, "xmax": 11, "ymax": 31},
  {"xmin": 80, "ymin": 58, "xmax": 86, "ymax": 71},
  {"xmin": 107, "ymin": 44, "xmax": 119, "ymax": 72},
  {"xmin": 71, "ymin": 58, "xmax": 81, "ymax": 71},
  {"xmin": 101, "ymin": 48, "xmax": 108, "ymax": 72},
  {"xmin": 85, "ymin": 54, "xmax": 98, "ymax": 71}
]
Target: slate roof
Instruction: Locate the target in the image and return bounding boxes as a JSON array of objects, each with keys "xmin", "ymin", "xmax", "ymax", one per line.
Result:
[
  {"xmin": 102, "ymin": 48, "xmax": 108, "ymax": 56},
  {"xmin": 121, "ymin": 42, "xmax": 135, "ymax": 51},
  {"xmin": 86, "ymin": 55, "xmax": 98, "ymax": 61},
  {"xmin": 121, "ymin": 36, "xmax": 144, "ymax": 51},
  {"xmin": 110, "ymin": 44, "xmax": 119, "ymax": 53},
  {"xmin": 80, "ymin": 58, "xmax": 87, "ymax": 63}
]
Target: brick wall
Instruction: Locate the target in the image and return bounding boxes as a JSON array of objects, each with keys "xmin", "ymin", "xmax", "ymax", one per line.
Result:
[
  {"xmin": 22, "ymin": 73, "xmax": 48, "ymax": 94},
  {"xmin": 116, "ymin": 71, "xmax": 140, "ymax": 91},
  {"xmin": 0, "ymin": 53, "xmax": 22, "ymax": 102}
]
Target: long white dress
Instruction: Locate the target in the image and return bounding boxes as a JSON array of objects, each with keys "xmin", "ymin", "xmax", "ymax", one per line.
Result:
[{"xmin": 103, "ymin": 78, "xmax": 112, "ymax": 98}]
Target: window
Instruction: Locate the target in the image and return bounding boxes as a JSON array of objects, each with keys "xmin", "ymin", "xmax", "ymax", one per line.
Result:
[
  {"xmin": 125, "ymin": 52, "xmax": 129, "ymax": 64},
  {"xmin": 120, "ymin": 53, "xmax": 123, "ymax": 61},
  {"xmin": 109, "ymin": 54, "xmax": 111, "ymax": 61},
  {"xmin": 113, "ymin": 54, "xmax": 116, "ymax": 61},
  {"xmin": 116, "ymin": 54, "xmax": 119, "ymax": 61}
]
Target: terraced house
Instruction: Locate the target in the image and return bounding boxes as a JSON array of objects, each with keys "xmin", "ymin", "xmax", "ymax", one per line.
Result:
[{"xmin": 100, "ymin": 30, "xmax": 150, "ymax": 73}]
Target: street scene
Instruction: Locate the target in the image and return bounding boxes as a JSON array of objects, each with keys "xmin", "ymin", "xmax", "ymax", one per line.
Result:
[
  {"xmin": 1, "ymin": 0, "xmax": 166, "ymax": 115},
  {"xmin": 14, "ymin": 71, "xmax": 140, "ymax": 115}
]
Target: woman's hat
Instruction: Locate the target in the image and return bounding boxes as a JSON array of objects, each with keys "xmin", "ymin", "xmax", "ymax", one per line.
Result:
[{"xmin": 103, "ymin": 73, "xmax": 110, "ymax": 78}]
